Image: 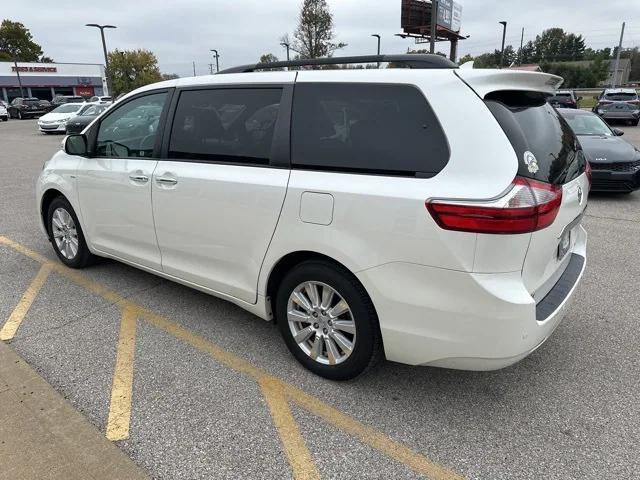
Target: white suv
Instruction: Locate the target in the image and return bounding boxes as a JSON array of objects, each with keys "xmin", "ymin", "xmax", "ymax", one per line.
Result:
[{"xmin": 36, "ymin": 55, "xmax": 589, "ymax": 380}]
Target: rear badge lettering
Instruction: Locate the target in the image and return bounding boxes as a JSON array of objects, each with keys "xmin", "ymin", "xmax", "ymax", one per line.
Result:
[{"xmin": 523, "ymin": 151, "xmax": 539, "ymax": 174}]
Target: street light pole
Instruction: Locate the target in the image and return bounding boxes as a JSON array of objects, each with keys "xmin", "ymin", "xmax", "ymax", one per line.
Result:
[
  {"xmin": 499, "ymin": 21, "xmax": 507, "ymax": 68},
  {"xmin": 371, "ymin": 34, "xmax": 381, "ymax": 68},
  {"xmin": 86, "ymin": 24, "xmax": 116, "ymax": 96},
  {"xmin": 210, "ymin": 49, "xmax": 219, "ymax": 73},
  {"xmin": 280, "ymin": 42, "xmax": 290, "ymax": 62}
]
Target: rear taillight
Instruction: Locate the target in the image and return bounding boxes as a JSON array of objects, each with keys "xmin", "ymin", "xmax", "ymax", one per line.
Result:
[
  {"xmin": 627, "ymin": 100, "xmax": 640, "ymax": 105},
  {"xmin": 426, "ymin": 177, "xmax": 562, "ymax": 235},
  {"xmin": 598, "ymin": 100, "xmax": 612, "ymax": 106},
  {"xmin": 585, "ymin": 161, "xmax": 592, "ymax": 189}
]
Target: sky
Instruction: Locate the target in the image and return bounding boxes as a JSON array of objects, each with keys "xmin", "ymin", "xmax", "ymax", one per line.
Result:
[{"xmin": 4, "ymin": 0, "xmax": 640, "ymax": 76}]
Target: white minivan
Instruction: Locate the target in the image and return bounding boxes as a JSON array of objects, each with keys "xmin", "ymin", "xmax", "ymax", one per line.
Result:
[{"xmin": 37, "ymin": 55, "xmax": 588, "ymax": 380}]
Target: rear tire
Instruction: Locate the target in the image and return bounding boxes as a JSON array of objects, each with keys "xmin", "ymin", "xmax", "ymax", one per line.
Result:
[
  {"xmin": 47, "ymin": 196, "xmax": 96, "ymax": 268},
  {"xmin": 17, "ymin": 110, "xmax": 23, "ymax": 120},
  {"xmin": 275, "ymin": 260, "xmax": 382, "ymax": 380}
]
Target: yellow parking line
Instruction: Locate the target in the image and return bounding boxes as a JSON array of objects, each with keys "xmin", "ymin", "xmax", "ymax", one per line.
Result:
[
  {"xmin": 106, "ymin": 306, "xmax": 138, "ymax": 441},
  {"xmin": 286, "ymin": 386, "xmax": 465, "ymax": 480},
  {"xmin": 0, "ymin": 236, "xmax": 464, "ymax": 480},
  {"xmin": 0, "ymin": 263, "xmax": 52, "ymax": 341},
  {"xmin": 260, "ymin": 377, "xmax": 321, "ymax": 480}
]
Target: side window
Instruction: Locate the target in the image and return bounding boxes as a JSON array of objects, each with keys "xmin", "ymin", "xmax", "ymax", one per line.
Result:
[
  {"xmin": 291, "ymin": 83, "xmax": 449, "ymax": 176},
  {"xmin": 168, "ymin": 88, "xmax": 283, "ymax": 165},
  {"xmin": 96, "ymin": 92, "xmax": 167, "ymax": 158}
]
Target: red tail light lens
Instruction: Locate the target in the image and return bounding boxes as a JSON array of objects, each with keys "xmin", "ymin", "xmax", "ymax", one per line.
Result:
[
  {"xmin": 628, "ymin": 100, "xmax": 640, "ymax": 106},
  {"xmin": 426, "ymin": 177, "xmax": 563, "ymax": 234},
  {"xmin": 585, "ymin": 161, "xmax": 592, "ymax": 189}
]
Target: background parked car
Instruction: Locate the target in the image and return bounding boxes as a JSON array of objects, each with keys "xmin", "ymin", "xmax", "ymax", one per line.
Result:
[
  {"xmin": 8, "ymin": 97, "xmax": 48, "ymax": 119},
  {"xmin": 548, "ymin": 89, "xmax": 581, "ymax": 108},
  {"xmin": 65, "ymin": 103, "xmax": 109, "ymax": 133},
  {"xmin": 0, "ymin": 102, "xmax": 7, "ymax": 121},
  {"xmin": 593, "ymin": 88, "xmax": 640, "ymax": 126},
  {"xmin": 559, "ymin": 108, "xmax": 640, "ymax": 192},
  {"xmin": 37, "ymin": 103, "xmax": 87, "ymax": 133},
  {"xmin": 50, "ymin": 95, "xmax": 85, "ymax": 108}
]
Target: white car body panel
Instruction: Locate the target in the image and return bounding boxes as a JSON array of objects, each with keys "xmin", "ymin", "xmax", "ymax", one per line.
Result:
[
  {"xmin": 36, "ymin": 66, "xmax": 588, "ymax": 371},
  {"xmin": 76, "ymin": 157, "xmax": 162, "ymax": 270},
  {"xmin": 152, "ymin": 162, "xmax": 289, "ymax": 304}
]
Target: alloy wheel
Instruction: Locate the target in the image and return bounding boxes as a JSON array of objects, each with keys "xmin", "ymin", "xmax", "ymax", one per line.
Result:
[
  {"xmin": 51, "ymin": 207, "xmax": 79, "ymax": 260},
  {"xmin": 287, "ymin": 281, "xmax": 356, "ymax": 366}
]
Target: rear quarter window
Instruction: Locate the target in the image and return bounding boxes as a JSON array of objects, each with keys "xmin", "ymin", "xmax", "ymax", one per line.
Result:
[{"xmin": 291, "ymin": 83, "xmax": 449, "ymax": 177}]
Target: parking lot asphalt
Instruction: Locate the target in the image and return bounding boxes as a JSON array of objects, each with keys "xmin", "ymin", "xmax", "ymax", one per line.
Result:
[{"xmin": 1, "ymin": 118, "xmax": 639, "ymax": 480}]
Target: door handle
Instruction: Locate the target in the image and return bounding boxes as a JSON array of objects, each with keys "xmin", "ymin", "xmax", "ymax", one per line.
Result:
[
  {"xmin": 155, "ymin": 176, "xmax": 178, "ymax": 186},
  {"xmin": 129, "ymin": 174, "xmax": 149, "ymax": 183}
]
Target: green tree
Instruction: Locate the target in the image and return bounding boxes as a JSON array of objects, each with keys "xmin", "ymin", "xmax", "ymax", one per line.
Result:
[
  {"xmin": 531, "ymin": 28, "xmax": 585, "ymax": 62},
  {"xmin": 0, "ymin": 19, "xmax": 45, "ymax": 61},
  {"xmin": 259, "ymin": 53, "xmax": 279, "ymax": 64},
  {"xmin": 161, "ymin": 73, "xmax": 179, "ymax": 80},
  {"xmin": 108, "ymin": 49, "xmax": 162, "ymax": 96},
  {"xmin": 39, "ymin": 55, "xmax": 54, "ymax": 63},
  {"xmin": 473, "ymin": 45, "xmax": 516, "ymax": 68},
  {"xmin": 458, "ymin": 53, "xmax": 474, "ymax": 64},
  {"xmin": 542, "ymin": 58, "xmax": 608, "ymax": 88},
  {"xmin": 292, "ymin": 0, "xmax": 346, "ymax": 59}
]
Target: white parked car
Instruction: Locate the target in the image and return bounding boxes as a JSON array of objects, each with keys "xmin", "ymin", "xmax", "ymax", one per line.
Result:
[
  {"xmin": 37, "ymin": 103, "xmax": 90, "ymax": 133},
  {"xmin": 0, "ymin": 103, "xmax": 7, "ymax": 121},
  {"xmin": 36, "ymin": 55, "xmax": 589, "ymax": 380}
]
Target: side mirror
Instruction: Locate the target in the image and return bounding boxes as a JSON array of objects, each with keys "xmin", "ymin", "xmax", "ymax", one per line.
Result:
[
  {"xmin": 64, "ymin": 134, "xmax": 88, "ymax": 156},
  {"xmin": 612, "ymin": 128, "xmax": 624, "ymax": 136}
]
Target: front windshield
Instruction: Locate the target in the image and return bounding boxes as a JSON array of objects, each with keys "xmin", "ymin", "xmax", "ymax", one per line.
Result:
[
  {"xmin": 52, "ymin": 104, "xmax": 83, "ymax": 114},
  {"xmin": 81, "ymin": 105, "xmax": 106, "ymax": 116},
  {"xmin": 562, "ymin": 113, "xmax": 612, "ymax": 136}
]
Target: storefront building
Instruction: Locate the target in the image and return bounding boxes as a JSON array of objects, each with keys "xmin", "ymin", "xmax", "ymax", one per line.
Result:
[{"xmin": 0, "ymin": 61, "xmax": 107, "ymax": 102}]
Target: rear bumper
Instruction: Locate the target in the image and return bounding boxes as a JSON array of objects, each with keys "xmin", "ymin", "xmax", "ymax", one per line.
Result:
[
  {"xmin": 591, "ymin": 169, "xmax": 640, "ymax": 192},
  {"xmin": 357, "ymin": 226, "xmax": 587, "ymax": 370},
  {"xmin": 599, "ymin": 112, "xmax": 640, "ymax": 121}
]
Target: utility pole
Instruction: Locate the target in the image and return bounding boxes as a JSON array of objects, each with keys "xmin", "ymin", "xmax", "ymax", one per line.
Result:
[
  {"xmin": 519, "ymin": 27, "xmax": 524, "ymax": 66},
  {"xmin": 193, "ymin": 61, "xmax": 196, "ymax": 76},
  {"xmin": 430, "ymin": 0, "xmax": 438, "ymax": 54},
  {"xmin": 12, "ymin": 58, "xmax": 25, "ymax": 98},
  {"xmin": 371, "ymin": 34, "xmax": 381, "ymax": 68},
  {"xmin": 208, "ymin": 63, "xmax": 214, "ymax": 75},
  {"xmin": 612, "ymin": 22, "xmax": 625, "ymax": 88},
  {"xmin": 499, "ymin": 21, "xmax": 507, "ymax": 68},
  {"xmin": 210, "ymin": 49, "xmax": 220, "ymax": 72},
  {"xmin": 86, "ymin": 24, "xmax": 117, "ymax": 96}
]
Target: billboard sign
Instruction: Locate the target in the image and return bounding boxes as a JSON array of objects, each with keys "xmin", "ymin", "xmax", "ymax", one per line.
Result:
[{"xmin": 437, "ymin": 0, "xmax": 462, "ymax": 32}]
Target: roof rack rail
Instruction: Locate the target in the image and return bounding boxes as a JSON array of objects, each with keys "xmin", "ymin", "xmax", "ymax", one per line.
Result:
[{"xmin": 218, "ymin": 54, "xmax": 458, "ymax": 74}]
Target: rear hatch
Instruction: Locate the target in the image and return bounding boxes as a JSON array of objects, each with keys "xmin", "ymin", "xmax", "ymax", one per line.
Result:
[{"xmin": 456, "ymin": 70, "xmax": 588, "ymax": 299}]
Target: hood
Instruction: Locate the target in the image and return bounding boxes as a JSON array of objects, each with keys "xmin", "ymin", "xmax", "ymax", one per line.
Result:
[
  {"xmin": 578, "ymin": 135, "xmax": 640, "ymax": 163},
  {"xmin": 39, "ymin": 112, "xmax": 77, "ymax": 122}
]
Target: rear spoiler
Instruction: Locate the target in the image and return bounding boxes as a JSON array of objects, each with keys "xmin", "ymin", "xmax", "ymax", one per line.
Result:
[{"xmin": 455, "ymin": 69, "xmax": 563, "ymax": 98}]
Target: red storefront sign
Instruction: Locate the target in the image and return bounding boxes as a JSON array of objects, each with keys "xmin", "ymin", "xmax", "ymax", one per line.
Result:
[
  {"xmin": 12, "ymin": 66, "xmax": 57, "ymax": 73},
  {"xmin": 75, "ymin": 86, "xmax": 95, "ymax": 97}
]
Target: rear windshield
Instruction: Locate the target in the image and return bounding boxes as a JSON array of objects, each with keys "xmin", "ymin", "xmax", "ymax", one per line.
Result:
[
  {"xmin": 604, "ymin": 92, "xmax": 637, "ymax": 101},
  {"xmin": 485, "ymin": 90, "xmax": 586, "ymax": 185},
  {"xmin": 24, "ymin": 100, "xmax": 40, "ymax": 105},
  {"xmin": 555, "ymin": 93, "xmax": 571, "ymax": 98}
]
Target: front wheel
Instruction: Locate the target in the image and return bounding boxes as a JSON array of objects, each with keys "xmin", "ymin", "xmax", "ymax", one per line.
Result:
[
  {"xmin": 47, "ymin": 197, "xmax": 95, "ymax": 268},
  {"xmin": 276, "ymin": 260, "xmax": 382, "ymax": 380}
]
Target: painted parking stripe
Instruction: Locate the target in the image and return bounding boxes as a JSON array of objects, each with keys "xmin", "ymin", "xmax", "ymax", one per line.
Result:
[
  {"xmin": 0, "ymin": 236, "xmax": 464, "ymax": 480},
  {"xmin": 0, "ymin": 263, "xmax": 52, "ymax": 341},
  {"xmin": 106, "ymin": 306, "xmax": 138, "ymax": 441}
]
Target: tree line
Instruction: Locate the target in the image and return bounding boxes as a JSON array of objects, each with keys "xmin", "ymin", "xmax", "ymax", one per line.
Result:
[{"xmin": 459, "ymin": 27, "xmax": 639, "ymax": 88}]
